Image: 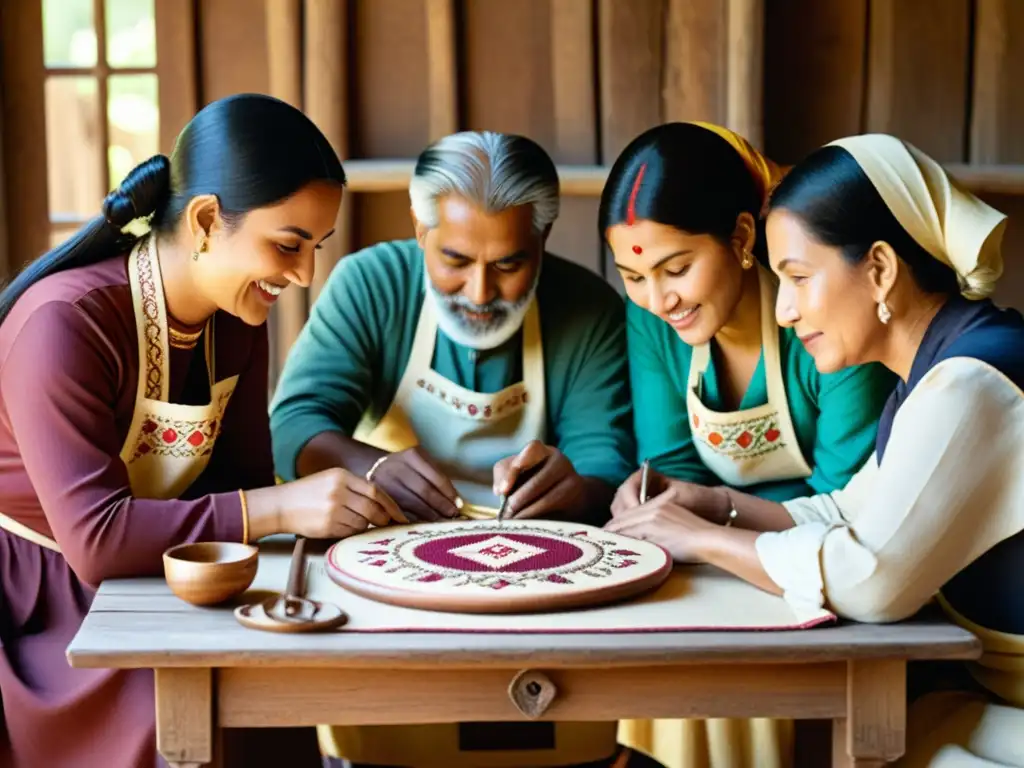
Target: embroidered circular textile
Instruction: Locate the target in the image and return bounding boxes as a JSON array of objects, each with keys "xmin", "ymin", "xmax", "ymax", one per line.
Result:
[{"xmin": 325, "ymin": 520, "xmax": 672, "ymax": 614}]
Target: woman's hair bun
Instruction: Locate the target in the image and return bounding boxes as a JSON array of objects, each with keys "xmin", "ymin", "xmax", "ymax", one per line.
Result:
[{"xmin": 101, "ymin": 154, "xmax": 172, "ymax": 229}]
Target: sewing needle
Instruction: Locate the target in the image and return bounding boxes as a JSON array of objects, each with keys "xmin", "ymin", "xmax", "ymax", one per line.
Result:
[
  {"xmin": 639, "ymin": 459, "xmax": 650, "ymax": 505},
  {"xmin": 496, "ymin": 494, "xmax": 509, "ymax": 526}
]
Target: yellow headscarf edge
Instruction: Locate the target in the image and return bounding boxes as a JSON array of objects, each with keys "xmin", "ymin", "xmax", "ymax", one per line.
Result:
[{"xmin": 689, "ymin": 121, "xmax": 785, "ymax": 212}]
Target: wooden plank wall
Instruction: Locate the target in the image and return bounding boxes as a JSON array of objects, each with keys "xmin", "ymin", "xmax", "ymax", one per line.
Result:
[
  {"xmin": 1, "ymin": 0, "xmax": 1022, "ymax": 370},
  {"xmin": 180, "ymin": 0, "xmax": 1024, "ymax": 379}
]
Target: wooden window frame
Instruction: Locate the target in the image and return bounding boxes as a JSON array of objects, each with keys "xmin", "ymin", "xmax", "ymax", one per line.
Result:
[{"xmin": 0, "ymin": 0, "xmax": 197, "ymax": 269}]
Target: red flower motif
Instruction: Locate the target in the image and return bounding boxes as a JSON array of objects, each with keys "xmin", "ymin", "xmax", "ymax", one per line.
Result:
[
  {"xmin": 161, "ymin": 428, "xmax": 177, "ymax": 444},
  {"xmin": 138, "ymin": 443, "xmax": 152, "ymax": 455},
  {"xmin": 547, "ymin": 574, "xmax": 571, "ymax": 583},
  {"xmin": 736, "ymin": 431, "xmax": 753, "ymax": 448},
  {"xmin": 765, "ymin": 428, "xmax": 781, "ymax": 442},
  {"xmin": 359, "ymin": 550, "xmax": 390, "ymax": 555},
  {"xmin": 708, "ymin": 432, "xmax": 724, "ymax": 446},
  {"xmin": 142, "ymin": 420, "xmax": 158, "ymax": 434},
  {"xmin": 468, "ymin": 404, "xmax": 478, "ymax": 416},
  {"xmin": 187, "ymin": 430, "xmax": 205, "ymax": 446},
  {"xmin": 368, "ymin": 559, "xmax": 387, "ymax": 567},
  {"xmin": 419, "ymin": 573, "xmax": 443, "ymax": 582},
  {"xmin": 491, "ymin": 579, "xmax": 511, "ymax": 589},
  {"xmin": 614, "ymin": 559, "xmax": 637, "ymax": 568},
  {"xmin": 613, "ymin": 549, "xmax": 639, "ymax": 556}
]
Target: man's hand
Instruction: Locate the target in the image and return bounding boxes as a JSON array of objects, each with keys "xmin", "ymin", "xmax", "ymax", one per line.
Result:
[
  {"xmin": 370, "ymin": 447, "xmax": 461, "ymax": 522},
  {"xmin": 492, "ymin": 440, "xmax": 588, "ymax": 520}
]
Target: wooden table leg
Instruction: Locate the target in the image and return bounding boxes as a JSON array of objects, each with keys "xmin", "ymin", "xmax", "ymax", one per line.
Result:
[
  {"xmin": 155, "ymin": 668, "xmax": 221, "ymax": 768},
  {"xmin": 832, "ymin": 660, "xmax": 906, "ymax": 767}
]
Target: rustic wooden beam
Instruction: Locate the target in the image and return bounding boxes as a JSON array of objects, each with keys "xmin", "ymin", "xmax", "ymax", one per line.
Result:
[
  {"xmin": 304, "ymin": 0, "xmax": 351, "ymax": 303},
  {"xmin": 865, "ymin": 0, "xmax": 972, "ymax": 163},
  {"xmin": 154, "ymin": 0, "xmax": 199, "ymax": 155},
  {"xmin": 0, "ymin": 0, "xmax": 49, "ymax": 267},
  {"xmin": 340, "ymin": 160, "xmax": 1024, "ymax": 198},
  {"xmin": 763, "ymin": 0, "xmax": 868, "ymax": 165},
  {"xmin": 662, "ymin": 0, "xmax": 725, "ymax": 126},
  {"xmin": 550, "ymin": 0, "xmax": 597, "ymax": 164},
  {"xmin": 265, "ymin": 0, "xmax": 307, "ymax": 377},
  {"xmin": 725, "ymin": 0, "xmax": 765, "ymax": 148},
  {"xmin": 425, "ymin": 0, "xmax": 458, "ymax": 142},
  {"xmin": 597, "ymin": 0, "xmax": 664, "ymax": 163},
  {"xmin": 970, "ymin": 0, "xmax": 1024, "ymax": 164}
]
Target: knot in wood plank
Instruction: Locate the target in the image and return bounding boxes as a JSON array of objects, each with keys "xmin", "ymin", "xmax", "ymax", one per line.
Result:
[{"xmin": 508, "ymin": 669, "xmax": 557, "ymax": 719}]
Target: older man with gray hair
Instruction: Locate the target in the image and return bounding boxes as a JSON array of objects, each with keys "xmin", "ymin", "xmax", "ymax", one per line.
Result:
[
  {"xmin": 272, "ymin": 131, "xmax": 634, "ymax": 528},
  {"xmin": 269, "ymin": 131, "xmax": 656, "ymax": 768}
]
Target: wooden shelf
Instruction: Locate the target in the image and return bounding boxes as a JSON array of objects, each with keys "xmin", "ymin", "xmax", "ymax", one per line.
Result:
[
  {"xmin": 345, "ymin": 159, "xmax": 1024, "ymax": 197},
  {"xmin": 47, "ymin": 161, "xmax": 1024, "ymax": 230}
]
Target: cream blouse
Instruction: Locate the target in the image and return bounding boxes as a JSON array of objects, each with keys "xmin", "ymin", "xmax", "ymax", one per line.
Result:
[{"xmin": 755, "ymin": 357, "xmax": 1024, "ymax": 624}]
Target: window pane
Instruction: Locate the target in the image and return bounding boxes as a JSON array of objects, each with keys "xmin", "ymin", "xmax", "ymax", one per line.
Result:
[
  {"xmin": 43, "ymin": 0, "xmax": 97, "ymax": 68},
  {"xmin": 46, "ymin": 77, "xmax": 104, "ymax": 219},
  {"xmin": 108, "ymin": 75, "xmax": 160, "ymax": 189},
  {"xmin": 106, "ymin": 0, "xmax": 157, "ymax": 68}
]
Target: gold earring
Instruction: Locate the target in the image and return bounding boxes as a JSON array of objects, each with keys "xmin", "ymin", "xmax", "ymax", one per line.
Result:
[
  {"xmin": 877, "ymin": 300, "xmax": 892, "ymax": 324},
  {"xmin": 741, "ymin": 250, "xmax": 754, "ymax": 269},
  {"xmin": 192, "ymin": 238, "xmax": 208, "ymax": 261}
]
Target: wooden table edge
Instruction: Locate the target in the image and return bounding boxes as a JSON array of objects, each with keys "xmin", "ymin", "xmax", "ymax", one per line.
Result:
[{"xmin": 66, "ymin": 636, "xmax": 982, "ymax": 669}]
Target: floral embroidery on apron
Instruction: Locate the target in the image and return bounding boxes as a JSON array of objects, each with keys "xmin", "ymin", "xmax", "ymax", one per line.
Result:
[
  {"xmin": 0, "ymin": 238, "xmax": 238, "ymax": 552},
  {"xmin": 686, "ymin": 266, "xmax": 812, "ymax": 487}
]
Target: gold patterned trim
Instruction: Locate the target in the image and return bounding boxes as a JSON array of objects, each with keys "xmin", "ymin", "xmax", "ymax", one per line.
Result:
[{"xmin": 135, "ymin": 240, "xmax": 166, "ymax": 399}]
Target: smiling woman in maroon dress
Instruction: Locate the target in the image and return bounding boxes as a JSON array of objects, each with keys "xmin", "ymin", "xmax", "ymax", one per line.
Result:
[{"xmin": 0, "ymin": 93, "xmax": 403, "ymax": 768}]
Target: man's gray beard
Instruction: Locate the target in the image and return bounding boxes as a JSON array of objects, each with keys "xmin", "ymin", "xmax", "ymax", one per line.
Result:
[{"xmin": 426, "ymin": 268, "xmax": 540, "ymax": 351}]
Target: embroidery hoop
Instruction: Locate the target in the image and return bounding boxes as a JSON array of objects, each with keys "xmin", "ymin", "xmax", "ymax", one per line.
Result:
[{"xmin": 325, "ymin": 520, "xmax": 672, "ymax": 614}]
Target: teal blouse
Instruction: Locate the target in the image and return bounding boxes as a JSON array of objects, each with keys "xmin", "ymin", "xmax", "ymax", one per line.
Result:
[{"xmin": 627, "ymin": 300, "xmax": 898, "ymax": 501}]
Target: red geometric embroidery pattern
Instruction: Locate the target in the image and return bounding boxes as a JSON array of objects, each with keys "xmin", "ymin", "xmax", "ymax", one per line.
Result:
[
  {"xmin": 415, "ymin": 378, "xmax": 528, "ymax": 420},
  {"xmin": 349, "ymin": 524, "xmax": 641, "ymax": 590},
  {"xmin": 692, "ymin": 411, "xmax": 785, "ymax": 458},
  {"xmin": 136, "ymin": 241, "xmax": 165, "ymax": 400},
  {"xmin": 125, "ymin": 390, "xmax": 232, "ymax": 461}
]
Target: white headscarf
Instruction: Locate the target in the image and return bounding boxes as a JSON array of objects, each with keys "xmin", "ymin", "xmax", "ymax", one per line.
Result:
[{"xmin": 828, "ymin": 134, "xmax": 1007, "ymax": 299}]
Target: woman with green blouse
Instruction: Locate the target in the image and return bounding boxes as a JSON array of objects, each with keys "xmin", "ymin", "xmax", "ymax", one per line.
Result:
[{"xmin": 601, "ymin": 122, "xmax": 897, "ymax": 768}]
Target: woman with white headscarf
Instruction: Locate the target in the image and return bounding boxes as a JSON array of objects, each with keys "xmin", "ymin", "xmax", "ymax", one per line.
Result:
[{"xmin": 607, "ymin": 134, "xmax": 1024, "ymax": 766}]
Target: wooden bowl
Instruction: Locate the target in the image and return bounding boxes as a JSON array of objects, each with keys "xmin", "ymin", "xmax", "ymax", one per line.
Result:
[{"xmin": 163, "ymin": 542, "xmax": 259, "ymax": 606}]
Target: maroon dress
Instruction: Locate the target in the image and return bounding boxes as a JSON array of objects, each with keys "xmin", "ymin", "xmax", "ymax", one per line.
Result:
[{"xmin": 0, "ymin": 255, "xmax": 311, "ymax": 767}]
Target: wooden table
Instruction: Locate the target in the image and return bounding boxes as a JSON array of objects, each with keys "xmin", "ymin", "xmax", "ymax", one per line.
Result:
[{"xmin": 66, "ymin": 572, "xmax": 980, "ymax": 768}]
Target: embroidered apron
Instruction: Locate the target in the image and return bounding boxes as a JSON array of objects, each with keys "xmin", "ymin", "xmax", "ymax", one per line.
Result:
[
  {"xmin": 686, "ymin": 266, "xmax": 812, "ymax": 487},
  {"xmin": 353, "ymin": 290, "xmax": 547, "ymax": 512},
  {"xmin": 618, "ymin": 267, "xmax": 810, "ymax": 768},
  {"xmin": 0, "ymin": 238, "xmax": 238, "ymax": 552},
  {"xmin": 320, "ymin": 291, "xmax": 618, "ymax": 767}
]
